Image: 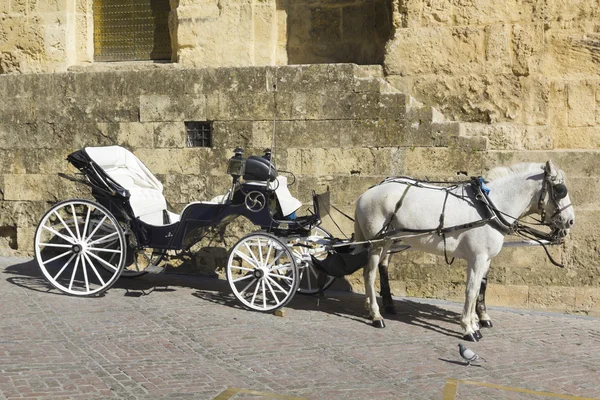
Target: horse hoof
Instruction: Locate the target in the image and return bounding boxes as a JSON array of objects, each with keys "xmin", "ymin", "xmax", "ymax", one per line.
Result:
[
  {"xmin": 384, "ymin": 306, "xmax": 397, "ymax": 315},
  {"xmin": 474, "ymin": 330, "xmax": 483, "ymax": 340},
  {"xmin": 462, "ymin": 333, "xmax": 479, "ymax": 342},
  {"xmin": 480, "ymin": 320, "xmax": 493, "ymax": 328},
  {"xmin": 372, "ymin": 319, "xmax": 386, "ymax": 328}
]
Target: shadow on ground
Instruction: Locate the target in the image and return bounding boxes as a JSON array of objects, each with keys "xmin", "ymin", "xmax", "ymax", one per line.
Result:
[{"xmin": 4, "ymin": 258, "xmax": 462, "ymax": 339}]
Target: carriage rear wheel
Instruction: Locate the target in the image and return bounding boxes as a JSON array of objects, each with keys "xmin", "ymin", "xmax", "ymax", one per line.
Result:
[
  {"xmin": 34, "ymin": 199, "xmax": 126, "ymax": 296},
  {"xmin": 288, "ymin": 226, "xmax": 336, "ymax": 295},
  {"xmin": 226, "ymin": 232, "xmax": 299, "ymax": 312}
]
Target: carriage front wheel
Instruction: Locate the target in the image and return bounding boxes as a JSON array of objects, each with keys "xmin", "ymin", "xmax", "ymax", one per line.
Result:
[
  {"xmin": 226, "ymin": 232, "xmax": 299, "ymax": 312},
  {"xmin": 34, "ymin": 199, "xmax": 126, "ymax": 296}
]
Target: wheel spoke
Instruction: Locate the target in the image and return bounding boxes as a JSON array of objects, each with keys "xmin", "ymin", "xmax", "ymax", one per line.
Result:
[
  {"xmin": 81, "ymin": 206, "xmax": 91, "ymax": 243},
  {"xmin": 42, "ymin": 249, "xmax": 72, "ymax": 265},
  {"xmin": 262, "ymin": 280, "xmax": 266, "ymax": 309},
  {"xmin": 230, "ymin": 265, "xmax": 254, "ymax": 273},
  {"xmin": 234, "ymin": 249, "xmax": 259, "ymax": 268},
  {"xmin": 267, "ymin": 276, "xmax": 289, "ymax": 296},
  {"xmin": 239, "ymin": 276, "xmax": 258, "ymax": 295},
  {"xmin": 264, "ymin": 241, "xmax": 273, "ymax": 265},
  {"xmin": 39, "ymin": 243, "xmax": 73, "ymax": 249},
  {"xmin": 266, "ymin": 250, "xmax": 284, "ymax": 270},
  {"xmin": 53, "ymin": 212, "xmax": 78, "ymax": 241},
  {"xmin": 86, "ymin": 251, "xmax": 118, "ymax": 271},
  {"xmin": 84, "ymin": 216, "xmax": 107, "ymax": 242},
  {"xmin": 53, "ymin": 253, "xmax": 77, "ymax": 280},
  {"xmin": 265, "ymin": 278, "xmax": 279, "ymax": 304},
  {"xmin": 308, "ymin": 264, "xmax": 319, "ymax": 280},
  {"xmin": 42, "ymin": 225, "xmax": 76, "ymax": 245},
  {"xmin": 88, "ymin": 247, "xmax": 122, "ymax": 254},
  {"xmin": 268, "ymin": 272, "xmax": 293, "ymax": 282},
  {"xmin": 303, "ymin": 270, "xmax": 313, "ymax": 292},
  {"xmin": 250, "ymin": 279, "xmax": 260, "ymax": 306},
  {"xmin": 83, "ymin": 253, "xmax": 106, "ymax": 286},
  {"xmin": 257, "ymin": 238, "xmax": 264, "ymax": 265},
  {"xmin": 68, "ymin": 255, "xmax": 81, "ymax": 290},
  {"xmin": 269, "ymin": 262, "xmax": 292, "ymax": 273},
  {"xmin": 243, "ymin": 242, "xmax": 261, "ymax": 266},
  {"xmin": 232, "ymin": 274, "xmax": 254, "ymax": 283},
  {"xmin": 70, "ymin": 204, "xmax": 81, "ymax": 241},
  {"xmin": 88, "ymin": 231, "xmax": 119, "ymax": 246},
  {"xmin": 81, "ymin": 253, "xmax": 90, "ymax": 292}
]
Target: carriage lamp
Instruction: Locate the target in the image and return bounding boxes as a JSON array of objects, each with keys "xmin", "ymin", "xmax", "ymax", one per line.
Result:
[
  {"xmin": 227, "ymin": 147, "xmax": 246, "ymax": 181},
  {"xmin": 263, "ymin": 148, "xmax": 272, "ymax": 161}
]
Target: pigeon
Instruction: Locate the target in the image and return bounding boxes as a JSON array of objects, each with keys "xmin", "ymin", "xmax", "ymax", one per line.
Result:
[{"xmin": 458, "ymin": 343, "xmax": 486, "ymax": 366}]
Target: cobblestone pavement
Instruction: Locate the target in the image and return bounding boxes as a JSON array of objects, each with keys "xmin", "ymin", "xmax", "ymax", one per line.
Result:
[{"xmin": 1, "ymin": 256, "xmax": 599, "ymax": 400}]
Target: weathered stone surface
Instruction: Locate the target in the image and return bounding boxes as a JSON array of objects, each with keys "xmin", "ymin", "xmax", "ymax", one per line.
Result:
[
  {"xmin": 462, "ymin": 123, "xmax": 552, "ymax": 150},
  {"xmin": 405, "ymin": 74, "xmax": 523, "ymax": 124},
  {"xmin": 154, "ymin": 122, "xmax": 185, "ymax": 148},
  {"xmin": 386, "ymin": 26, "xmax": 485, "ymax": 76},
  {"xmin": 486, "ymin": 284, "xmax": 529, "ymax": 308}
]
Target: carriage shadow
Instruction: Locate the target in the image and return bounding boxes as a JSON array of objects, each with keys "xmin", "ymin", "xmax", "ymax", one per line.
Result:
[{"xmin": 4, "ymin": 259, "xmax": 463, "ymax": 339}]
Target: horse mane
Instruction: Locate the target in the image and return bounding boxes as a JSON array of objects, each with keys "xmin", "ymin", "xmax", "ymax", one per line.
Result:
[{"xmin": 486, "ymin": 162, "xmax": 544, "ymax": 181}]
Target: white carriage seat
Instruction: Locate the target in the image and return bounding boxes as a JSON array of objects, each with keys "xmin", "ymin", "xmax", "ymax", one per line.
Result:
[{"xmin": 85, "ymin": 146, "xmax": 170, "ymax": 225}]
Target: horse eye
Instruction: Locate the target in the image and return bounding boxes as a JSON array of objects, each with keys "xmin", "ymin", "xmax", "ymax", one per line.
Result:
[{"xmin": 554, "ymin": 184, "xmax": 568, "ymax": 199}]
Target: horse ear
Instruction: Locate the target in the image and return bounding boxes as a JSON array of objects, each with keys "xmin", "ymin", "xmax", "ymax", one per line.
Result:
[{"xmin": 545, "ymin": 160, "xmax": 558, "ymax": 176}]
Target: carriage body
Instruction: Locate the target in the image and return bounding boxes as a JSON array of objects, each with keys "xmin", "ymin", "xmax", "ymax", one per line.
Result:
[{"xmin": 34, "ymin": 146, "xmax": 334, "ymax": 309}]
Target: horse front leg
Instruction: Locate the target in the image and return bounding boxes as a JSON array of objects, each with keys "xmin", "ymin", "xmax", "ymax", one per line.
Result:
[
  {"xmin": 476, "ymin": 272, "xmax": 493, "ymax": 328},
  {"xmin": 461, "ymin": 256, "xmax": 491, "ymax": 342},
  {"xmin": 364, "ymin": 248, "xmax": 385, "ymax": 328},
  {"xmin": 378, "ymin": 254, "xmax": 396, "ymax": 315}
]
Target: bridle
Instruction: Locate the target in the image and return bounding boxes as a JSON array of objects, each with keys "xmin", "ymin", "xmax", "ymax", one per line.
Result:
[{"xmin": 537, "ymin": 168, "xmax": 571, "ymax": 224}]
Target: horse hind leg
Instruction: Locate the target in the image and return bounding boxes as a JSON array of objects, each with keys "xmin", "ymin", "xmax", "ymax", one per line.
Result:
[
  {"xmin": 378, "ymin": 255, "xmax": 397, "ymax": 315},
  {"xmin": 364, "ymin": 248, "xmax": 386, "ymax": 328},
  {"xmin": 476, "ymin": 273, "xmax": 493, "ymax": 328}
]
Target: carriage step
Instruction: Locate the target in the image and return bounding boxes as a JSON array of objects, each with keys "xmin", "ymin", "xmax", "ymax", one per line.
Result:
[{"xmin": 143, "ymin": 265, "xmax": 165, "ymax": 274}]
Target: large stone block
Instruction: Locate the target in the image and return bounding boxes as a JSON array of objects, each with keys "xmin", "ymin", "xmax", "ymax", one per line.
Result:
[
  {"xmin": 462, "ymin": 123, "xmax": 552, "ymax": 150},
  {"xmin": 299, "ymin": 147, "xmax": 404, "ymax": 176},
  {"xmin": 567, "ymin": 80, "xmax": 596, "ymax": 127},
  {"xmin": 0, "ymin": 201, "xmax": 49, "ymax": 228},
  {"xmin": 404, "ymin": 147, "xmax": 487, "ymax": 178},
  {"xmin": 528, "ymin": 285, "xmax": 576, "ymax": 311},
  {"xmin": 385, "ymin": 26, "xmax": 485, "ymax": 76},
  {"xmin": 552, "ymin": 126, "xmax": 600, "ymax": 149},
  {"xmin": 511, "ymin": 24, "xmax": 544, "ymax": 77},
  {"xmin": 484, "ymin": 24, "xmax": 512, "ymax": 74},
  {"xmin": 485, "ymin": 150, "xmax": 600, "ymax": 178},
  {"xmin": 405, "ymin": 74, "xmax": 523, "ymax": 124},
  {"xmin": 140, "ymin": 94, "xmax": 206, "ymax": 122},
  {"xmin": 154, "ymin": 122, "xmax": 184, "ymax": 148},
  {"xmin": 3, "ymin": 174, "xmax": 85, "ymax": 202},
  {"xmin": 486, "ymin": 284, "xmax": 529, "ymax": 308},
  {"xmin": 134, "ymin": 149, "xmax": 200, "ymax": 175},
  {"xmin": 210, "ymin": 121, "xmax": 253, "ymax": 150}
]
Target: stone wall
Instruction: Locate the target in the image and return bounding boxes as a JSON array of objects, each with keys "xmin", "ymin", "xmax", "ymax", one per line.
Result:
[
  {"xmin": 385, "ymin": 0, "xmax": 600, "ymax": 151},
  {"xmin": 0, "ymin": 0, "xmax": 93, "ymax": 74},
  {"xmin": 0, "ymin": 64, "xmax": 599, "ymax": 315}
]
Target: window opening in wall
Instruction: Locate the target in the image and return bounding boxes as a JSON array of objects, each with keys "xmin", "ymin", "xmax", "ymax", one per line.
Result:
[
  {"xmin": 186, "ymin": 122, "xmax": 212, "ymax": 148},
  {"xmin": 93, "ymin": 0, "xmax": 172, "ymax": 62}
]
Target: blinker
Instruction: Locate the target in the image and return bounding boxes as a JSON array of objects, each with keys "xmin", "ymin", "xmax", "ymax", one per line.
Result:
[{"xmin": 553, "ymin": 183, "xmax": 568, "ymax": 200}]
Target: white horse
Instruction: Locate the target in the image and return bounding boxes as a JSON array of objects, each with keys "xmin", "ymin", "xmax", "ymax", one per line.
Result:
[{"xmin": 354, "ymin": 161, "xmax": 574, "ymax": 341}]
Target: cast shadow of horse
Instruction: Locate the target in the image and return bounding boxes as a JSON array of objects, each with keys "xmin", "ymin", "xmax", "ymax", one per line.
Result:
[{"xmin": 4, "ymin": 258, "xmax": 462, "ymax": 339}]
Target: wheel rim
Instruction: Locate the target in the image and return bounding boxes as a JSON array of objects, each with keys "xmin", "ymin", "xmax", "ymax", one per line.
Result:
[
  {"xmin": 289, "ymin": 227, "xmax": 336, "ymax": 294},
  {"xmin": 227, "ymin": 234, "xmax": 298, "ymax": 311},
  {"xmin": 35, "ymin": 200, "xmax": 126, "ymax": 296}
]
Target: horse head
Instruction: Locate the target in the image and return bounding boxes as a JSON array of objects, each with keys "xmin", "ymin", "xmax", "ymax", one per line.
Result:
[{"xmin": 538, "ymin": 160, "xmax": 574, "ymax": 236}]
